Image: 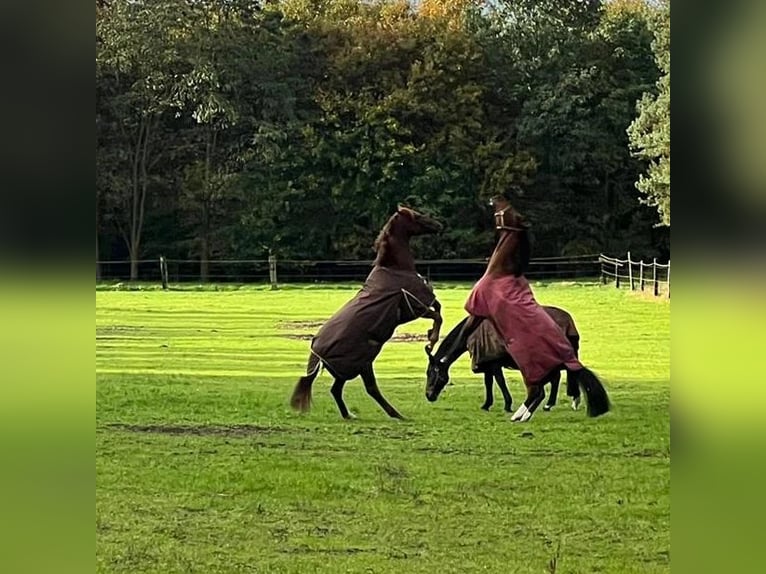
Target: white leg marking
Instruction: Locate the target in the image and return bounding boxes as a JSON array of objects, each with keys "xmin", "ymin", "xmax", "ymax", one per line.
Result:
[
  {"xmin": 520, "ymin": 408, "xmax": 533, "ymax": 422},
  {"xmin": 571, "ymin": 396, "xmax": 581, "ymax": 411},
  {"xmin": 511, "ymin": 404, "xmax": 528, "ymax": 422}
]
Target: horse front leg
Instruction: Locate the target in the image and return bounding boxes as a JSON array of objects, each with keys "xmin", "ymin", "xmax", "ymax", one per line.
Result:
[
  {"xmin": 423, "ymin": 299, "xmax": 443, "ymax": 349},
  {"xmin": 481, "ymin": 371, "xmax": 494, "ymax": 411},
  {"xmin": 493, "ymin": 365, "xmax": 513, "ymax": 413}
]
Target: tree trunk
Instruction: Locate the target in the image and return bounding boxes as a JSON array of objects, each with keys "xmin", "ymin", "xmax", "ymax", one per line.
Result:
[
  {"xmin": 126, "ymin": 115, "xmax": 151, "ymax": 282},
  {"xmin": 96, "ymin": 204, "xmax": 102, "ymax": 281},
  {"xmin": 130, "ymin": 248, "xmax": 139, "ymax": 281},
  {"xmin": 199, "ymin": 127, "xmax": 216, "ymax": 283},
  {"xmin": 200, "ymin": 208, "xmax": 210, "ymax": 282},
  {"xmin": 96, "ymin": 232, "xmax": 102, "ymax": 282}
]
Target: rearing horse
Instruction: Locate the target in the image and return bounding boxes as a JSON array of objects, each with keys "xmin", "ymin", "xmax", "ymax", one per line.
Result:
[
  {"xmin": 291, "ymin": 206, "xmax": 444, "ymax": 419},
  {"xmin": 434, "ymin": 195, "xmax": 610, "ymax": 422}
]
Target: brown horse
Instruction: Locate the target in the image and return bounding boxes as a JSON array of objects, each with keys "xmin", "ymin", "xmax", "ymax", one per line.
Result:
[
  {"xmin": 435, "ymin": 195, "xmax": 610, "ymax": 422},
  {"xmin": 425, "ymin": 306, "xmax": 582, "ymax": 412},
  {"xmin": 291, "ymin": 206, "xmax": 444, "ymax": 419}
]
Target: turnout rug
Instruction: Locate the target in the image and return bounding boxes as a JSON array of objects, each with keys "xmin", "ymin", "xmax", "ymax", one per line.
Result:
[
  {"xmin": 465, "ymin": 274, "xmax": 581, "ymax": 384},
  {"xmin": 466, "ymin": 306, "xmax": 578, "ymax": 372},
  {"xmin": 311, "ymin": 266, "xmax": 436, "ymax": 380}
]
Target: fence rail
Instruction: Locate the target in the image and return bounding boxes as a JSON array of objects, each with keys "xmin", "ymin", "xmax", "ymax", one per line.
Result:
[
  {"xmin": 599, "ymin": 252, "xmax": 670, "ymax": 297},
  {"xmin": 96, "ymin": 253, "xmax": 601, "ymax": 286},
  {"xmin": 96, "ymin": 253, "xmax": 669, "ymax": 295}
]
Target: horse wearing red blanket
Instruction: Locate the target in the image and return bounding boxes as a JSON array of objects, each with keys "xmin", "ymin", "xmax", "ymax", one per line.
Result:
[{"xmin": 436, "ymin": 195, "xmax": 610, "ymax": 422}]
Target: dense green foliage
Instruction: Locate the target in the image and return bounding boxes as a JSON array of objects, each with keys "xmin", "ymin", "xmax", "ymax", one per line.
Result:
[
  {"xmin": 97, "ymin": 0, "xmax": 670, "ymax": 279},
  {"xmin": 96, "ymin": 282, "xmax": 670, "ymax": 572},
  {"xmin": 628, "ymin": 0, "xmax": 670, "ymax": 226}
]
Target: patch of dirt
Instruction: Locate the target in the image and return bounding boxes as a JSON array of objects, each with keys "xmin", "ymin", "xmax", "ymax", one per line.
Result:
[
  {"xmin": 280, "ymin": 332, "xmax": 429, "ymax": 342},
  {"xmin": 105, "ymin": 423, "xmax": 289, "ymax": 437},
  {"xmin": 277, "ymin": 320, "xmax": 428, "ymax": 342},
  {"xmin": 390, "ymin": 332, "xmax": 429, "ymax": 342},
  {"xmin": 278, "ymin": 320, "xmax": 324, "ymax": 330},
  {"xmin": 96, "ymin": 325, "xmax": 145, "ymax": 338},
  {"xmin": 283, "ymin": 333, "xmax": 314, "ymax": 340}
]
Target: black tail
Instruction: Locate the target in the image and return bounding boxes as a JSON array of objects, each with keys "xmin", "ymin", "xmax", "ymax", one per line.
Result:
[
  {"xmin": 576, "ymin": 366, "xmax": 610, "ymax": 418},
  {"xmin": 291, "ymin": 353, "xmax": 321, "ymax": 412}
]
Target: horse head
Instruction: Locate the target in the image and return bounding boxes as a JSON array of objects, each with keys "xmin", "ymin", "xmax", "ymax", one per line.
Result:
[
  {"xmin": 490, "ymin": 195, "xmax": 530, "ymax": 232},
  {"xmin": 488, "ymin": 194, "xmax": 531, "ymax": 276},
  {"xmin": 424, "ymin": 344, "xmax": 451, "ymax": 402},
  {"xmin": 395, "ymin": 205, "xmax": 444, "ymax": 237}
]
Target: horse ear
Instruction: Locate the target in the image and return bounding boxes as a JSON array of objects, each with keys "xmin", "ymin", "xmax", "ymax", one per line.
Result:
[{"xmin": 397, "ymin": 204, "xmax": 413, "ymax": 218}]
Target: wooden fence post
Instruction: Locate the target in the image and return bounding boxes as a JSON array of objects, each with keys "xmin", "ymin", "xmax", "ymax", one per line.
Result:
[
  {"xmin": 627, "ymin": 251, "xmax": 634, "ymax": 290},
  {"xmin": 601, "ymin": 260, "xmax": 606, "ymax": 284},
  {"xmin": 159, "ymin": 256, "xmax": 169, "ymax": 290},
  {"xmin": 639, "ymin": 260, "xmax": 645, "ymax": 291},
  {"xmin": 268, "ymin": 251, "xmax": 278, "ymax": 290},
  {"xmin": 615, "ymin": 261, "xmax": 620, "ymax": 288},
  {"xmin": 666, "ymin": 260, "xmax": 670, "ymax": 299},
  {"xmin": 652, "ymin": 258, "xmax": 658, "ymax": 296}
]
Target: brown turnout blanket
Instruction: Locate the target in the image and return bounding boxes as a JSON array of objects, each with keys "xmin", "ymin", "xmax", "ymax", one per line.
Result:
[
  {"xmin": 466, "ymin": 306, "xmax": 578, "ymax": 373},
  {"xmin": 310, "ymin": 265, "xmax": 436, "ymax": 380}
]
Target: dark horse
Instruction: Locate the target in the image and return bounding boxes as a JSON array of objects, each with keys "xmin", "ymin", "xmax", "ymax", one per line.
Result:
[
  {"xmin": 426, "ymin": 195, "xmax": 609, "ymax": 422},
  {"xmin": 425, "ymin": 306, "xmax": 582, "ymax": 412},
  {"xmin": 291, "ymin": 206, "xmax": 444, "ymax": 419}
]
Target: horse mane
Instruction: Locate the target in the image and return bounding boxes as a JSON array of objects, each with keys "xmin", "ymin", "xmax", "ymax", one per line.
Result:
[
  {"xmin": 373, "ymin": 216, "xmax": 393, "ymax": 253},
  {"xmin": 516, "ymin": 229, "xmax": 530, "ymax": 276},
  {"xmin": 373, "ymin": 216, "xmax": 395, "ymax": 265},
  {"xmin": 433, "ymin": 317, "xmax": 470, "ymax": 363}
]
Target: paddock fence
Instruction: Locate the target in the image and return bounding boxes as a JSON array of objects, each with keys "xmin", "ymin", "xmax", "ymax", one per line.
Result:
[
  {"xmin": 96, "ymin": 253, "xmax": 601, "ymax": 287},
  {"xmin": 97, "ymin": 252, "xmax": 669, "ymax": 296},
  {"xmin": 599, "ymin": 252, "xmax": 670, "ymax": 297}
]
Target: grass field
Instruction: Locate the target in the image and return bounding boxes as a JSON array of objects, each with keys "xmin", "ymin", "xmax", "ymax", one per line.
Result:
[{"xmin": 96, "ymin": 281, "xmax": 670, "ymax": 574}]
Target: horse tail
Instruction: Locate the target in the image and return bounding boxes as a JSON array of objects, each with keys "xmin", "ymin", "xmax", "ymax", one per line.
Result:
[
  {"xmin": 575, "ymin": 366, "xmax": 610, "ymax": 418},
  {"xmin": 291, "ymin": 352, "xmax": 321, "ymax": 412}
]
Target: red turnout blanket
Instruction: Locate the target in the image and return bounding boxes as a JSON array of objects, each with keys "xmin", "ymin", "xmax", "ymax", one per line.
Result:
[{"xmin": 465, "ymin": 274, "xmax": 581, "ymax": 384}]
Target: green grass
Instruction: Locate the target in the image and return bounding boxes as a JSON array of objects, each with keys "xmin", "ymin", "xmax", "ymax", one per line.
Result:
[{"xmin": 96, "ymin": 281, "xmax": 670, "ymax": 573}]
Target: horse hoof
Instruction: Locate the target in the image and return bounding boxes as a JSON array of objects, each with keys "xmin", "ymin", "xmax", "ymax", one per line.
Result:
[
  {"xmin": 519, "ymin": 409, "xmax": 533, "ymax": 422},
  {"xmin": 481, "ymin": 405, "xmax": 491, "ymax": 411},
  {"xmin": 571, "ymin": 397, "xmax": 581, "ymax": 411},
  {"xmin": 510, "ymin": 405, "xmax": 528, "ymax": 422},
  {"xmin": 543, "ymin": 404, "xmax": 553, "ymax": 412},
  {"xmin": 344, "ymin": 412, "xmax": 357, "ymax": 420}
]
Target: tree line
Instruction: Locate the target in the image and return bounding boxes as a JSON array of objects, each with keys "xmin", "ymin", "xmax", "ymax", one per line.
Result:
[{"xmin": 96, "ymin": 0, "xmax": 670, "ymax": 281}]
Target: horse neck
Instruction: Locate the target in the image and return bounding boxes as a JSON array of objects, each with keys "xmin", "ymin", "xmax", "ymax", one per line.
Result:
[
  {"xmin": 486, "ymin": 231, "xmax": 522, "ymax": 276},
  {"xmin": 376, "ymin": 233, "xmax": 415, "ymax": 271},
  {"xmin": 434, "ymin": 317, "xmax": 469, "ymax": 365}
]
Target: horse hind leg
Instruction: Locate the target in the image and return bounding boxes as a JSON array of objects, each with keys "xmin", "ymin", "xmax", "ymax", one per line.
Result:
[
  {"xmin": 361, "ymin": 363, "xmax": 403, "ymax": 419},
  {"xmin": 330, "ymin": 377, "xmax": 355, "ymax": 419},
  {"xmin": 565, "ymin": 368, "xmax": 582, "ymax": 410},
  {"xmin": 290, "ymin": 352, "xmax": 321, "ymax": 412},
  {"xmin": 543, "ymin": 370, "xmax": 561, "ymax": 411},
  {"xmin": 511, "ymin": 383, "xmax": 545, "ymax": 422}
]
